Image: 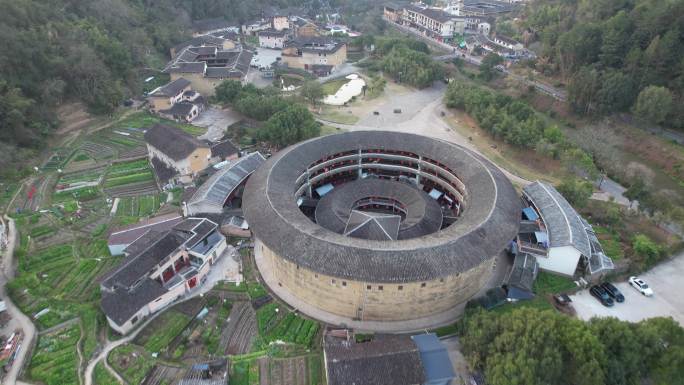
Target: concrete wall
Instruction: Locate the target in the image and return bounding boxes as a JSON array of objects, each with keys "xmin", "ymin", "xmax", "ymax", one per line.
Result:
[
  {"xmin": 539, "ymin": 246, "xmax": 582, "ymax": 277},
  {"xmin": 258, "ymin": 241, "xmax": 494, "ymax": 321}
]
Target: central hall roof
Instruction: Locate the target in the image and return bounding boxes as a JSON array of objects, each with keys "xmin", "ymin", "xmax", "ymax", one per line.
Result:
[{"xmin": 144, "ymin": 124, "xmax": 209, "ymax": 162}]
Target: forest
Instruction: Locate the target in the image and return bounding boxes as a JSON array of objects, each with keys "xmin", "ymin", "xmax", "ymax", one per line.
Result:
[
  {"xmin": 514, "ymin": 0, "xmax": 684, "ymax": 127},
  {"xmin": 461, "ymin": 307, "xmax": 684, "ymax": 385}
]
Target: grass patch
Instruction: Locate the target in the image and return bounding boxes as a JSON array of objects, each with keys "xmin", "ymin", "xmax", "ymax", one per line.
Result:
[
  {"xmin": 594, "ymin": 226, "xmax": 625, "ymax": 260},
  {"xmin": 93, "ymin": 362, "xmax": 119, "ymax": 385},
  {"xmin": 317, "ymin": 108, "xmax": 359, "ymax": 125},
  {"xmin": 53, "ymin": 186, "xmax": 99, "ymax": 203},
  {"xmin": 109, "ymin": 344, "xmax": 155, "ymax": 385},
  {"xmin": 256, "ymin": 304, "xmax": 320, "ymax": 348},
  {"xmin": 321, "ymin": 79, "xmax": 348, "ymax": 95},
  {"xmin": 533, "ymin": 271, "xmax": 576, "ymax": 295},
  {"xmin": 319, "ymin": 124, "xmax": 344, "ymax": 136}
]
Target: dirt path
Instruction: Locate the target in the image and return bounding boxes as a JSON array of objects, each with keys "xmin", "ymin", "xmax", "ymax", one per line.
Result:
[{"xmin": 0, "ymin": 216, "xmax": 38, "ymax": 385}]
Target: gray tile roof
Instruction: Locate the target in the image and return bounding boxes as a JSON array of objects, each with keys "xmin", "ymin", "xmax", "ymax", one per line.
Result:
[
  {"xmin": 210, "ymin": 140, "xmax": 239, "ymax": 159},
  {"xmin": 325, "ymin": 335, "xmax": 425, "ymax": 385},
  {"xmin": 505, "ymin": 252, "xmax": 538, "ymax": 292},
  {"xmin": 160, "ymin": 102, "xmax": 196, "ymax": 116},
  {"xmin": 523, "ymin": 181, "xmax": 591, "ymax": 258},
  {"xmin": 243, "ymin": 131, "xmax": 521, "ymax": 283},
  {"xmin": 150, "ymin": 78, "xmax": 191, "ymax": 97},
  {"xmin": 166, "ymin": 62, "xmax": 207, "ymax": 74},
  {"xmin": 100, "ymin": 218, "xmax": 221, "ymax": 326},
  {"xmin": 144, "ymin": 124, "xmax": 209, "ymax": 162}
]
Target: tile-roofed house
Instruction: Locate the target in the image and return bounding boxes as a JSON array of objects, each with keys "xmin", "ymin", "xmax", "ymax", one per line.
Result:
[
  {"xmin": 171, "ymin": 35, "xmax": 238, "ymax": 58},
  {"xmin": 164, "ymin": 45, "xmax": 254, "ymax": 96},
  {"xmin": 324, "ymin": 335, "xmax": 425, "ymax": 385},
  {"xmin": 144, "ymin": 124, "xmax": 211, "ymax": 183},
  {"xmin": 505, "ymin": 252, "xmax": 538, "ymax": 300},
  {"xmin": 107, "ymin": 213, "xmax": 183, "ymax": 255},
  {"xmin": 159, "ymin": 102, "xmax": 201, "ymax": 123},
  {"xmin": 148, "ymin": 78, "xmax": 193, "ymax": 113},
  {"xmin": 521, "ymin": 181, "xmax": 614, "ymax": 278},
  {"xmin": 281, "ymin": 37, "xmax": 347, "ymax": 75},
  {"xmin": 184, "ymin": 152, "xmax": 266, "ymax": 216},
  {"xmin": 100, "ymin": 217, "xmax": 227, "ymax": 334},
  {"xmin": 209, "ymin": 140, "xmax": 239, "ymax": 163}
]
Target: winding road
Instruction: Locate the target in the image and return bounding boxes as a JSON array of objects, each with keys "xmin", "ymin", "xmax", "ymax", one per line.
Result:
[{"xmin": 0, "ymin": 216, "xmax": 37, "ymax": 385}]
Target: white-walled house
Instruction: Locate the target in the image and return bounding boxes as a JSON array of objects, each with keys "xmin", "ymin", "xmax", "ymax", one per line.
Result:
[
  {"xmin": 100, "ymin": 218, "xmax": 227, "ymax": 334},
  {"xmin": 518, "ymin": 181, "xmax": 614, "ymax": 278},
  {"xmin": 259, "ymin": 29, "xmax": 288, "ymax": 49}
]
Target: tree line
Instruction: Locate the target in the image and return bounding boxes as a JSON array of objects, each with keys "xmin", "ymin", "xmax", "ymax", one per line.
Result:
[
  {"xmin": 444, "ymin": 81, "xmax": 599, "ymax": 180},
  {"xmin": 214, "ymin": 80, "xmax": 320, "ymax": 147},
  {"xmin": 462, "ymin": 307, "xmax": 684, "ymax": 385},
  {"xmin": 520, "ymin": 0, "xmax": 684, "ymax": 128}
]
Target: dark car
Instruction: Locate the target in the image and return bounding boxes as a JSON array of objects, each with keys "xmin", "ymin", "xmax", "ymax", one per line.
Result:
[
  {"xmin": 601, "ymin": 282, "xmax": 625, "ymax": 303},
  {"xmin": 590, "ymin": 285, "xmax": 615, "ymax": 307}
]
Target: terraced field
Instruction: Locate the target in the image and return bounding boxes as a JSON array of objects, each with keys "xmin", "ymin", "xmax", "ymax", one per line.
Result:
[
  {"xmin": 115, "ymin": 194, "xmax": 162, "ymax": 217},
  {"xmin": 27, "ymin": 324, "xmax": 80, "ymax": 385},
  {"xmin": 256, "ymin": 304, "xmax": 320, "ymax": 348},
  {"xmin": 103, "ymin": 159, "xmax": 158, "ymax": 197}
]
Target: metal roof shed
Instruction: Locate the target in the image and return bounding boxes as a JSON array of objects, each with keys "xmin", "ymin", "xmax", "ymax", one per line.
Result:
[{"xmin": 411, "ymin": 333, "xmax": 455, "ymax": 385}]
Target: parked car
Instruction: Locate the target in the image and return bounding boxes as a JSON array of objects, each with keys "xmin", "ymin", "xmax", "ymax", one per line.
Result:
[
  {"xmin": 590, "ymin": 285, "xmax": 615, "ymax": 307},
  {"xmin": 600, "ymin": 282, "xmax": 625, "ymax": 303},
  {"xmin": 629, "ymin": 276, "xmax": 654, "ymax": 296}
]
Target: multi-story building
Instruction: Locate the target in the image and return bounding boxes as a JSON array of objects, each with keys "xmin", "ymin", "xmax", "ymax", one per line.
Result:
[
  {"xmin": 281, "ymin": 37, "xmax": 347, "ymax": 76},
  {"xmin": 100, "ymin": 217, "xmax": 227, "ymax": 334},
  {"xmin": 258, "ymin": 29, "xmax": 288, "ymax": 49},
  {"xmin": 402, "ymin": 5, "xmax": 465, "ymax": 41}
]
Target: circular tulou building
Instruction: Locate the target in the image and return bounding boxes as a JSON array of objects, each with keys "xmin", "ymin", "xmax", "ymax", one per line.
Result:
[{"xmin": 243, "ymin": 131, "xmax": 520, "ymax": 330}]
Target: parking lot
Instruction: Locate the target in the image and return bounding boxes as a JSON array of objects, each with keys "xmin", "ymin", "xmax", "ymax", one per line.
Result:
[{"xmin": 570, "ymin": 251, "xmax": 684, "ymax": 325}]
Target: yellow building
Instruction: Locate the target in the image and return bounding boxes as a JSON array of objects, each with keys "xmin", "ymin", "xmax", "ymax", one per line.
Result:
[
  {"xmin": 147, "ymin": 78, "xmax": 192, "ymax": 112},
  {"xmin": 144, "ymin": 124, "xmax": 211, "ymax": 183},
  {"xmin": 281, "ymin": 37, "xmax": 347, "ymax": 76}
]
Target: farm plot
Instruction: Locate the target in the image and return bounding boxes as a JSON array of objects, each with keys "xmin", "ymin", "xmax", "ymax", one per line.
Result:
[
  {"xmin": 230, "ymin": 357, "xmax": 261, "ymax": 385},
  {"xmin": 52, "ymin": 186, "xmax": 100, "ymax": 204},
  {"xmin": 220, "ymin": 301, "xmax": 257, "ymax": 355},
  {"xmin": 268, "ymin": 356, "xmax": 317, "ymax": 385},
  {"xmin": 27, "ymin": 324, "xmax": 80, "ymax": 385},
  {"xmin": 115, "ymin": 194, "xmax": 162, "ymax": 218},
  {"xmin": 109, "ymin": 344, "xmax": 157, "ymax": 385},
  {"xmin": 79, "ymin": 141, "xmax": 116, "ymax": 160},
  {"xmin": 134, "ymin": 310, "xmax": 193, "ymax": 353},
  {"xmin": 104, "ymin": 159, "xmax": 154, "ymax": 188},
  {"xmin": 256, "ymin": 304, "xmax": 320, "ymax": 348},
  {"xmin": 7, "ymin": 237, "xmax": 121, "ymax": 329}
]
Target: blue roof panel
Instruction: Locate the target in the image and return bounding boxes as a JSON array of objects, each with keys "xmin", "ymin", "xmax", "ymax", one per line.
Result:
[{"xmin": 411, "ymin": 333, "xmax": 455, "ymax": 381}]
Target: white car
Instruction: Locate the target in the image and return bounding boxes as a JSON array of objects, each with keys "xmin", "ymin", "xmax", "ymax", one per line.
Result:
[{"xmin": 629, "ymin": 276, "xmax": 654, "ymax": 296}]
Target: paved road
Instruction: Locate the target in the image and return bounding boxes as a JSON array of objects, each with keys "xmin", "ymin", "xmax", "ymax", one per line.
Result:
[
  {"xmin": 570, "ymin": 250, "xmax": 684, "ymax": 326},
  {"xmin": 0, "ymin": 216, "xmax": 37, "ymax": 385}
]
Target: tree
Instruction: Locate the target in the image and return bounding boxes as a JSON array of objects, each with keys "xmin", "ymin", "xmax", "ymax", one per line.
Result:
[
  {"xmin": 633, "ymin": 86, "xmax": 673, "ymax": 125},
  {"xmin": 632, "ymin": 234, "xmax": 662, "ymax": 266},
  {"xmin": 557, "ymin": 178, "xmax": 593, "ymax": 208},
  {"xmin": 214, "ymin": 80, "xmax": 243, "ymax": 104},
  {"xmin": 479, "ymin": 53, "xmax": 504, "ymax": 81},
  {"xmin": 300, "ymin": 80, "xmax": 325, "ymax": 107},
  {"xmin": 258, "ymin": 104, "xmax": 320, "ymax": 147}
]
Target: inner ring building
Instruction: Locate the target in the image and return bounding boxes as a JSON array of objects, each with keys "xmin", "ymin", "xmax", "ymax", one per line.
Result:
[{"xmin": 242, "ymin": 131, "xmax": 520, "ymax": 330}]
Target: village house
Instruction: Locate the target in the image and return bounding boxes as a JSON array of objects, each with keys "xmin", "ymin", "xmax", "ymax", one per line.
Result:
[
  {"xmin": 281, "ymin": 37, "xmax": 347, "ymax": 75},
  {"xmin": 515, "ymin": 181, "xmax": 614, "ymax": 279},
  {"xmin": 100, "ymin": 217, "xmax": 227, "ymax": 334},
  {"xmin": 144, "ymin": 124, "xmax": 211, "ymax": 184},
  {"xmin": 492, "ymin": 34, "xmax": 524, "ymax": 52},
  {"xmin": 292, "ymin": 17, "xmax": 321, "ymax": 38},
  {"xmin": 107, "ymin": 213, "xmax": 183, "ymax": 255},
  {"xmin": 401, "ymin": 5, "xmax": 466, "ymax": 41},
  {"xmin": 170, "ymin": 33, "xmax": 238, "ymax": 58},
  {"xmin": 324, "ymin": 332, "xmax": 456, "ymax": 385},
  {"xmin": 164, "ymin": 45, "xmax": 253, "ymax": 96},
  {"xmin": 147, "ymin": 78, "xmax": 192, "ymax": 112},
  {"xmin": 258, "ymin": 29, "xmax": 288, "ymax": 49}
]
